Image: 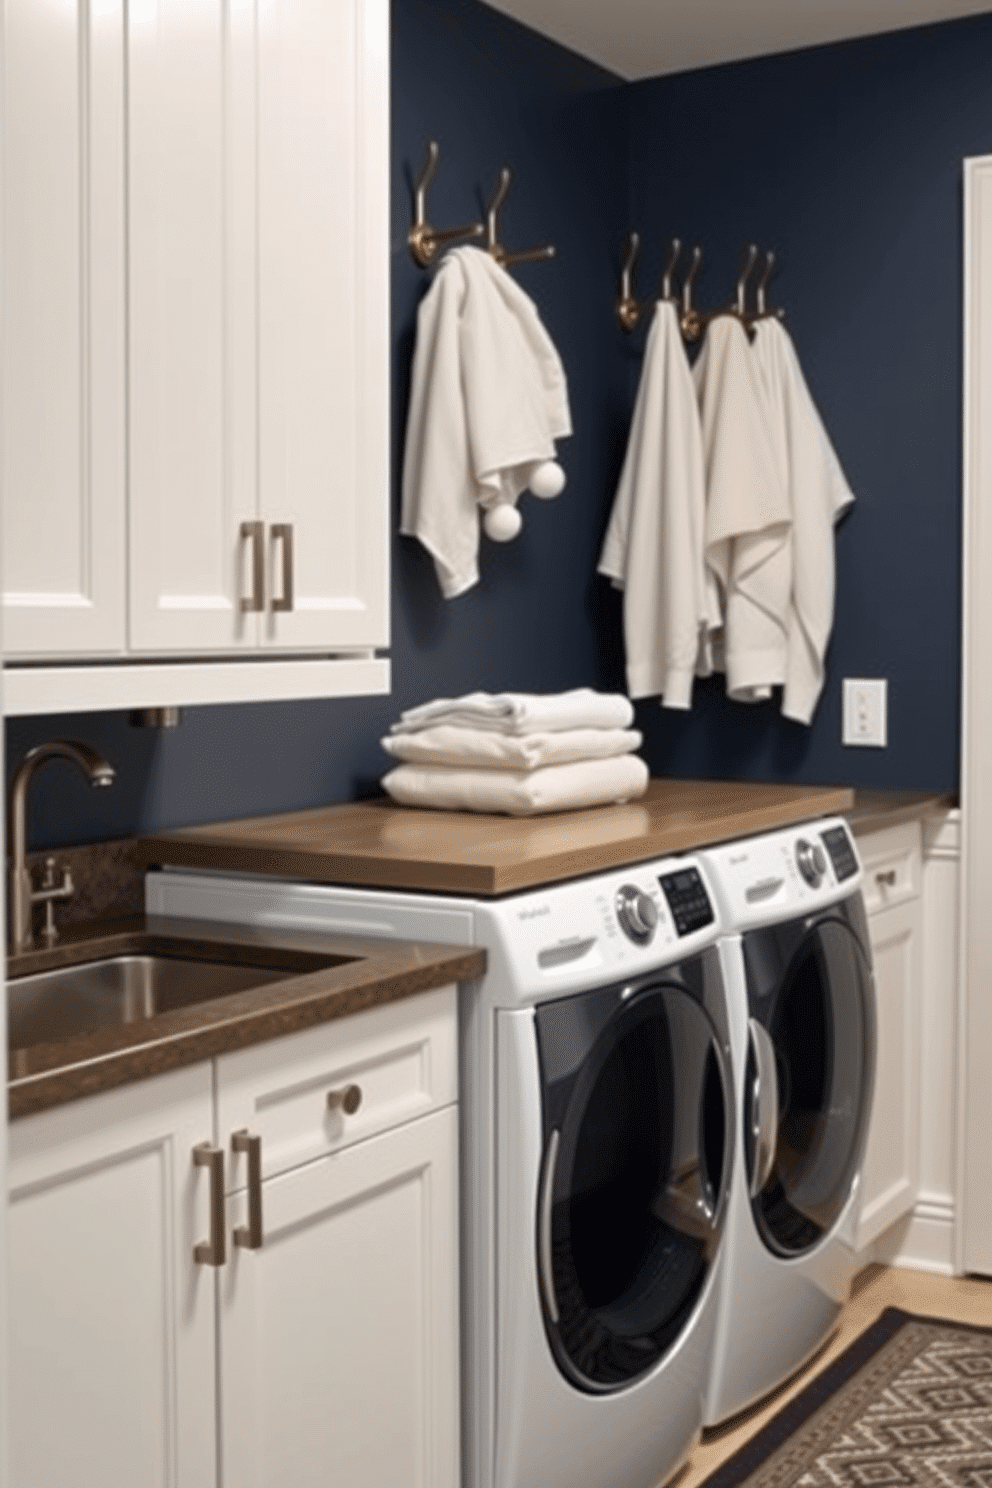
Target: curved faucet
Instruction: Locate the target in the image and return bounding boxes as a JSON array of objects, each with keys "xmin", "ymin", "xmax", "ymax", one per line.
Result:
[{"xmin": 7, "ymin": 740, "xmax": 116, "ymax": 954}]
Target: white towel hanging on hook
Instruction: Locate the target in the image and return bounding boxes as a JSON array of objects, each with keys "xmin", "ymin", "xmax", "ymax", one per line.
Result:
[
  {"xmin": 694, "ymin": 314, "xmax": 792, "ymax": 702},
  {"xmin": 401, "ymin": 245, "xmax": 571, "ymax": 598}
]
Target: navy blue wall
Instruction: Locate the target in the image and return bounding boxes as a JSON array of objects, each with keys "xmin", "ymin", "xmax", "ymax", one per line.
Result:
[
  {"xmin": 6, "ymin": 4, "xmax": 990, "ymax": 850},
  {"xmin": 625, "ymin": 15, "xmax": 992, "ymax": 790},
  {"xmin": 3, "ymin": 0, "xmax": 629, "ymax": 850}
]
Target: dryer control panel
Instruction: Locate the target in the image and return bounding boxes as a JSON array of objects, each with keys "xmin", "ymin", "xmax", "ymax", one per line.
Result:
[{"xmin": 696, "ymin": 816, "xmax": 862, "ymax": 930}]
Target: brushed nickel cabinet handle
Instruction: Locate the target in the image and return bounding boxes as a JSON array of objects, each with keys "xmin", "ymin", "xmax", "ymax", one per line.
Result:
[
  {"xmin": 240, "ymin": 520, "xmax": 264, "ymax": 613},
  {"xmin": 271, "ymin": 522, "xmax": 294, "ymax": 612},
  {"xmin": 231, "ymin": 1130, "xmax": 263, "ymax": 1251},
  {"xmin": 327, "ymin": 1083, "xmax": 362, "ymax": 1116},
  {"xmin": 193, "ymin": 1143, "xmax": 226, "ymax": 1266},
  {"xmin": 876, "ymin": 869, "xmax": 898, "ymax": 887}
]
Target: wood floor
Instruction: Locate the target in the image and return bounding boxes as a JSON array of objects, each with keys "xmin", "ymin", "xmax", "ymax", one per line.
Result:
[{"xmin": 676, "ymin": 1263, "xmax": 992, "ymax": 1488}]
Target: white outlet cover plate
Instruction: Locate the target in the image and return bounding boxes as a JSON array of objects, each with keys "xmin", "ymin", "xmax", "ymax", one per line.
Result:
[{"xmin": 842, "ymin": 678, "xmax": 888, "ymax": 747}]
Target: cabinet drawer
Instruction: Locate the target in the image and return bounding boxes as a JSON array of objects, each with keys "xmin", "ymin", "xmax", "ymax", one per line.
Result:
[
  {"xmin": 852, "ymin": 819, "xmax": 922, "ymax": 915},
  {"xmin": 216, "ymin": 985, "xmax": 457, "ymax": 1190}
]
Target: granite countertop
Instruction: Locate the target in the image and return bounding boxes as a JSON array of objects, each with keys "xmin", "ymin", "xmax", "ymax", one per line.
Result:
[{"xmin": 6, "ymin": 914, "xmax": 485, "ymax": 1121}]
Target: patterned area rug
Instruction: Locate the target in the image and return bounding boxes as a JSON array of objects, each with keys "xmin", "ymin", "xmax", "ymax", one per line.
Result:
[{"xmin": 702, "ymin": 1309, "xmax": 992, "ymax": 1488}]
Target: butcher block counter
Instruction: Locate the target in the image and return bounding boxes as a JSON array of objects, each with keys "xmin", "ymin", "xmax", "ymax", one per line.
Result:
[{"xmin": 138, "ymin": 778, "xmax": 856, "ymax": 896}]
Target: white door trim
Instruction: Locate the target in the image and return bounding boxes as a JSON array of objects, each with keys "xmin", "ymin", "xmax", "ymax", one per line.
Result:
[{"xmin": 957, "ymin": 154, "xmax": 992, "ymax": 1274}]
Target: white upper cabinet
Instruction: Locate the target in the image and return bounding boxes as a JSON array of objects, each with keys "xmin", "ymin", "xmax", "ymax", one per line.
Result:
[
  {"xmin": 1, "ymin": 0, "xmax": 127, "ymax": 657},
  {"xmin": 255, "ymin": 0, "xmax": 390, "ymax": 654},
  {"xmin": 127, "ymin": 0, "xmax": 256, "ymax": 654},
  {"xmin": 2, "ymin": 0, "xmax": 390, "ymax": 710}
]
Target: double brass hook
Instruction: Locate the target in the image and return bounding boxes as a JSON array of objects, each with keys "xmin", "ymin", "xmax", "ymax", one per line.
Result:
[
  {"xmin": 408, "ymin": 141, "xmax": 484, "ymax": 268},
  {"xmin": 616, "ymin": 233, "xmax": 683, "ymax": 333},
  {"xmin": 483, "ymin": 167, "xmax": 556, "ymax": 269},
  {"xmin": 408, "ymin": 141, "xmax": 556, "ymax": 271}
]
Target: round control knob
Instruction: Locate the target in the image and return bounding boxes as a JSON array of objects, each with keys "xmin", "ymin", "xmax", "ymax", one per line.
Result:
[
  {"xmin": 795, "ymin": 838, "xmax": 824, "ymax": 888},
  {"xmin": 615, "ymin": 885, "xmax": 659, "ymax": 944}
]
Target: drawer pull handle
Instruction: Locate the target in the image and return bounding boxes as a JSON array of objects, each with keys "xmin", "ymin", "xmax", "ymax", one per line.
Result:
[
  {"xmin": 327, "ymin": 1083, "xmax": 363, "ymax": 1116},
  {"xmin": 271, "ymin": 522, "xmax": 294, "ymax": 612},
  {"xmin": 240, "ymin": 520, "xmax": 264, "ymax": 613},
  {"xmin": 193, "ymin": 1143, "xmax": 226, "ymax": 1267},
  {"xmin": 231, "ymin": 1130, "xmax": 263, "ymax": 1250},
  {"xmin": 876, "ymin": 869, "xmax": 898, "ymax": 887}
]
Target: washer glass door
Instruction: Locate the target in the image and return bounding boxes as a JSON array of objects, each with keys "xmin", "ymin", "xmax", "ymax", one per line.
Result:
[
  {"xmin": 743, "ymin": 911, "xmax": 874, "ymax": 1256},
  {"xmin": 535, "ymin": 964, "xmax": 729, "ymax": 1394}
]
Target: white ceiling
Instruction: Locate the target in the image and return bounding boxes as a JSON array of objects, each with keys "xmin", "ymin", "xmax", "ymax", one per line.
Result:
[{"xmin": 480, "ymin": 0, "xmax": 992, "ymax": 80}]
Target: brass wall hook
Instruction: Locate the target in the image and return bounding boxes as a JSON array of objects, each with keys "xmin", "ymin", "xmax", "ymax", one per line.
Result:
[
  {"xmin": 734, "ymin": 243, "xmax": 759, "ymax": 317},
  {"xmin": 407, "ymin": 140, "xmax": 484, "ymax": 269},
  {"xmin": 755, "ymin": 250, "xmax": 785, "ymax": 321},
  {"xmin": 660, "ymin": 237, "xmax": 682, "ymax": 303},
  {"xmin": 617, "ymin": 232, "xmax": 645, "ymax": 332},
  {"xmin": 679, "ymin": 246, "xmax": 705, "ymax": 342},
  {"xmin": 616, "ymin": 234, "xmax": 682, "ymax": 333},
  {"xmin": 484, "ymin": 166, "xmax": 556, "ymax": 269}
]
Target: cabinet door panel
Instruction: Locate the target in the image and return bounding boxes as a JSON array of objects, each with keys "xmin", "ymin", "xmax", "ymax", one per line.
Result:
[
  {"xmin": 7, "ymin": 1067, "xmax": 216, "ymax": 1487},
  {"xmin": 257, "ymin": 0, "xmax": 389, "ymax": 651},
  {"xmin": 1, "ymin": 0, "xmax": 125, "ymax": 656},
  {"xmin": 221, "ymin": 1106, "xmax": 459, "ymax": 1488},
  {"xmin": 857, "ymin": 898, "xmax": 921, "ymax": 1248},
  {"xmin": 128, "ymin": 0, "xmax": 257, "ymax": 653}
]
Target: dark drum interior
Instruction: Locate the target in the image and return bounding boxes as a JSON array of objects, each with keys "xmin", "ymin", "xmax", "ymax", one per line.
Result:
[
  {"xmin": 539, "ymin": 981, "xmax": 728, "ymax": 1392},
  {"xmin": 748, "ymin": 918, "xmax": 873, "ymax": 1257}
]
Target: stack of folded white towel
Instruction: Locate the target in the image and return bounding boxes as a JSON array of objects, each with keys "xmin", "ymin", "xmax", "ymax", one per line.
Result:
[{"xmin": 380, "ymin": 689, "xmax": 649, "ymax": 816}]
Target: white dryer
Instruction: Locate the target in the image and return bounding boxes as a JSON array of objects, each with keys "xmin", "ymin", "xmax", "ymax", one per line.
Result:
[
  {"xmin": 150, "ymin": 854, "xmax": 735, "ymax": 1488},
  {"xmin": 696, "ymin": 818, "xmax": 876, "ymax": 1426}
]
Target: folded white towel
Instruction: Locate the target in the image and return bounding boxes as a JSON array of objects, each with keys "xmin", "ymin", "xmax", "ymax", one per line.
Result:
[
  {"xmin": 381, "ymin": 724, "xmax": 643, "ymax": 771},
  {"xmin": 752, "ymin": 319, "xmax": 855, "ymax": 725},
  {"xmin": 380, "ymin": 754, "xmax": 649, "ymax": 816},
  {"xmin": 391, "ymin": 688, "xmax": 635, "ymax": 737},
  {"xmin": 400, "ymin": 246, "xmax": 571, "ymax": 598},
  {"xmin": 598, "ymin": 300, "xmax": 718, "ymax": 709},
  {"xmin": 694, "ymin": 316, "xmax": 792, "ymax": 703}
]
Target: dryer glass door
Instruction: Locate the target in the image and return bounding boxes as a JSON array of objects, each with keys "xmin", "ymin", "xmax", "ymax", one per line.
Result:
[
  {"xmin": 535, "ymin": 963, "xmax": 730, "ymax": 1394},
  {"xmin": 744, "ymin": 913, "xmax": 874, "ymax": 1256}
]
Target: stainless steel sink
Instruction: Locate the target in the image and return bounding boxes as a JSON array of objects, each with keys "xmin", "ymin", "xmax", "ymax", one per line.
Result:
[{"xmin": 7, "ymin": 948, "xmax": 348, "ymax": 1054}]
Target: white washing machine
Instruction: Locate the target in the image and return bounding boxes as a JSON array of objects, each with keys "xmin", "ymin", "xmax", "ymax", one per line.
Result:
[
  {"xmin": 150, "ymin": 854, "xmax": 735, "ymax": 1488},
  {"xmin": 696, "ymin": 817, "xmax": 876, "ymax": 1426}
]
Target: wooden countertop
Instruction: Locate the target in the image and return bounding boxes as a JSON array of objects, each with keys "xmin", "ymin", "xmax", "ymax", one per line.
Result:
[
  {"xmin": 6, "ymin": 916, "xmax": 485, "ymax": 1120},
  {"xmin": 137, "ymin": 778, "xmax": 856, "ymax": 896}
]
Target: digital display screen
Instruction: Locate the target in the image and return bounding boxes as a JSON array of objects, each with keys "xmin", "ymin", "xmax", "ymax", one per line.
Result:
[
  {"xmin": 821, "ymin": 825, "xmax": 858, "ymax": 882},
  {"xmin": 658, "ymin": 867, "xmax": 714, "ymax": 936}
]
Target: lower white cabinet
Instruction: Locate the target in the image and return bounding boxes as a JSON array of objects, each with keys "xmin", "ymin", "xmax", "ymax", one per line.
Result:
[
  {"xmin": 7, "ymin": 1064, "xmax": 217, "ymax": 1488},
  {"xmin": 220, "ymin": 1108, "xmax": 459, "ymax": 1488},
  {"xmin": 853, "ymin": 819, "xmax": 923, "ymax": 1251},
  {"xmin": 7, "ymin": 986, "xmax": 459, "ymax": 1488}
]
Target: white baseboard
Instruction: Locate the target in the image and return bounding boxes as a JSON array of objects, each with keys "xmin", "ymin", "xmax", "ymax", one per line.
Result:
[{"xmin": 869, "ymin": 1193, "xmax": 957, "ymax": 1275}]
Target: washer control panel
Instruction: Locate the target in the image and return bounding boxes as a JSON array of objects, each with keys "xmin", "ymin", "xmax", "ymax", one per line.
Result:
[
  {"xmin": 481, "ymin": 851, "xmax": 722, "ymax": 1001},
  {"xmin": 795, "ymin": 837, "xmax": 828, "ymax": 888},
  {"xmin": 614, "ymin": 884, "xmax": 660, "ymax": 944},
  {"xmin": 658, "ymin": 866, "xmax": 715, "ymax": 937}
]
